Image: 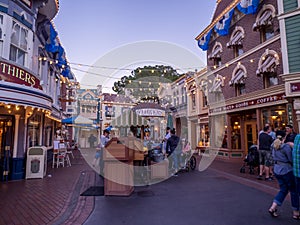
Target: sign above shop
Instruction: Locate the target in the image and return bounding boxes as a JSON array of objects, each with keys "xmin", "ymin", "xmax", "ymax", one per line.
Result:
[
  {"xmin": 210, "ymin": 93, "xmax": 285, "ymax": 114},
  {"xmin": 290, "ymin": 82, "xmax": 300, "ymax": 93},
  {"xmin": 0, "ymin": 61, "xmax": 42, "ymax": 90},
  {"xmin": 136, "ymin": 108, "xmax": 165, "ymax": 117}
]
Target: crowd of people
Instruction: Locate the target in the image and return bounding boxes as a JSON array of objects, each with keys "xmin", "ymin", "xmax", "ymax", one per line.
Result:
[{"xmin": 256, "ymin": 124, "xmax": 300, "ymax": 220}]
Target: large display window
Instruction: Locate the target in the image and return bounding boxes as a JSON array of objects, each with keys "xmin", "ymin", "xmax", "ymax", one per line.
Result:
[
  {"xmin": 28, "ymin": 114, "xmax": 41, "ymax": 147},
  {"xmin": 262, "ymin": 106, "xmax": 287, "ymax": 131}
]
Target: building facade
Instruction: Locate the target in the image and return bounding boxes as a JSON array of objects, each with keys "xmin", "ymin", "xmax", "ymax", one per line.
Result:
[
  {"xmin": 278, "ymin": 0, "xmax": 300, "ymax": 130},
  {"xmin": 196, "ymin": 0, "xmax": 288, "ymax": 159},
  {"xmin": 0, "ymin": 0, "xmax": 76, "ymax": 180}
]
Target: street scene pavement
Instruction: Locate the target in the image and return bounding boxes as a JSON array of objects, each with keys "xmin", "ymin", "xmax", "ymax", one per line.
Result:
[{"xmin": 0, "ymin": 149, "xmax": 299, "ymax": 225}]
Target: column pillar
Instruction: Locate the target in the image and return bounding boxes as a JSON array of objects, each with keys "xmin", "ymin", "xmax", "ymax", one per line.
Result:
[{"xmin": 13, "ymin": 114, "xmax": 20, "ymax": 158}]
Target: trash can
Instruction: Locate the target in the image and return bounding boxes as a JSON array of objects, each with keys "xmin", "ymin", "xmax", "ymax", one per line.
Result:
[{"xmin": 26, "ymin": 146, "xmax": 47, "ymax": 179}]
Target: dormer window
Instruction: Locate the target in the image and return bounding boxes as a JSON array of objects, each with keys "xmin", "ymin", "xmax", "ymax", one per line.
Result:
[{"xmin": 253, "ymin": 5, "xmax": 276, "ymax": 43}]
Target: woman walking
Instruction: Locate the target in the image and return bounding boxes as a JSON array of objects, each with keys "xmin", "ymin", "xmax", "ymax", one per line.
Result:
[{"xmin": 268, "ymin": 136, "xmax": 299, "ymax": 219}]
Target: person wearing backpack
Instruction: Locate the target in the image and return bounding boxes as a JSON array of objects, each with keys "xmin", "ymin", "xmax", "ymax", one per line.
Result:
[{"xmin": 268, "ymin": 136, "xmax": 299, "ymax": 220}]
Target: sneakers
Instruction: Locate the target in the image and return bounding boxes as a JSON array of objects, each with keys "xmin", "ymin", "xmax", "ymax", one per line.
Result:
[{"xmin": 265, "ymin": 177, "xmax": 273, "ymax": 181}]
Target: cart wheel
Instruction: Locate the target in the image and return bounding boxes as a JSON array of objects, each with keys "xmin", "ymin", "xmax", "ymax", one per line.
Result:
[{"xmin": 189, "ymin": 156, "xmax": 196, "ymax": 171}]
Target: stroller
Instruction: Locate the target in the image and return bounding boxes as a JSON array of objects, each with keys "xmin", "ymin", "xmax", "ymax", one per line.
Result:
[{"xmin": 240, "ymin": 145, "xmax": 259, "ymax": 174}]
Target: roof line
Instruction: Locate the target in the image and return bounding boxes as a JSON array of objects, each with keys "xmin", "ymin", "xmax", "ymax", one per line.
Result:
[{"xmin": 195, "ymin": 0, "xmax": 240, "ymax": 40}]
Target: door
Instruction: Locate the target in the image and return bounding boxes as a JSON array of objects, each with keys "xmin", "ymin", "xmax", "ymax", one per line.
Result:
[
  {"xmin": 0, "ymin": 116, "xmax": 14, "ymax": 181},
  {"xmin": 244, "ymin": 121, "xmax": 257, "ymax": 154}
]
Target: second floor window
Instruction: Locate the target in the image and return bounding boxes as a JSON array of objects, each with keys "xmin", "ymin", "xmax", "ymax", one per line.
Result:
[
  {"xmin": 264, "ymin": 73, "xmax": 278, "ymax": 88},
  {"xmin": 9, "ymin": 21, "xmax": 28, "ymax": 66},
  {"xmin": 235, "ymin": 83, "xmax": 246, "ymax": 96}
]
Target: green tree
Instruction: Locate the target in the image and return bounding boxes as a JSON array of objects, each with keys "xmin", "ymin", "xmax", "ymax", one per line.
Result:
[{"xmin": 112, "ymin": 65, "xmax": 182, "ymax": 102}]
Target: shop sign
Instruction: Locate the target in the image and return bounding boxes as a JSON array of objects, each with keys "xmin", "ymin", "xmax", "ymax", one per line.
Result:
[
  {"xmin": 210, "ymin": 93, "xmax": 285, "ymax": 114},
  {"xmin": 290, "ymin": 82, "xmax": 300, "ymax": 93},
  {"xmin": 136, "ymin": 108, "xmax": 165, "ymax": 117},
  {"xmin": 20, "ymin": 0, "xmax": 32, "ymax": 8},
  {"xmin": 0, "ymin": 61, "xmax": 42, "ymax": 90}
]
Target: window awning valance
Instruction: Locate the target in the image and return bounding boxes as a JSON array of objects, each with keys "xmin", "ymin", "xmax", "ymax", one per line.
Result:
[
  {"xmin": 227, "ymin": 30, "xmax": 244, "ymax": 47},
  {"xmin": 256, "ymin": 56, "xmax": 279, "ymax": 75},
  {"xmin": 253, "ymin": 10, "xmax": 272, "ymax": 31},
  {"xmin": 229, "ymin": 69, "xmax": 247, "ymax": 86},
  {"xmin": 208, "ymin": 45, "xmax": 222, "ymax": 59},
  {"xmin": 209, "ymin": 75, "xmax": 224, "ymax": 93}
]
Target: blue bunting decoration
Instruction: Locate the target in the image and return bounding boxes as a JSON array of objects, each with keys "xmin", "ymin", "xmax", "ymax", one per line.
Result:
[
  {"xmin": 237, "ymin": 0, "xmax": 260, "ymax": 15},
  {"xmin": 214, "ymin": 9, "xmax": 234, "ymax": 36},
  {"xmin": 197, "ymin": 29, "xmax": 213, "ymax": 51}
]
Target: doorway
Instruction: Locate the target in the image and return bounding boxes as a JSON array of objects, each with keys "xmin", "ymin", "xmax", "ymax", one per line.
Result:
[
  {"xmin": 0, "ymin": 115, "xmax": 14, "ymax": 181},
  {"xmin": 244, "ymin": 121, "xmax": 257, "ymax": 154}
]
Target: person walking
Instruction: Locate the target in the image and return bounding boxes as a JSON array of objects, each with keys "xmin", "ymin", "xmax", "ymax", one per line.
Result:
[
  {"xmin": 92, "ymin": 129, "xmax": 110, "ymax": 175},
  {"xmin": 284, "ymin": 124, "xmax": 297, "ymax": 147},
  {"xmin": 166, "ymin": 128, "xmax": 181, "ymax": 176},
  {"xmin": 257, "ymin": 126, "xmax": 274, "ymax": 180},
  {"xmin": 293, "ymin": 134, "xmax": 300, "ymax": 213},
  {"xmin": 268, "ymin": 136, "xmax": 299, "ymax": 219}
]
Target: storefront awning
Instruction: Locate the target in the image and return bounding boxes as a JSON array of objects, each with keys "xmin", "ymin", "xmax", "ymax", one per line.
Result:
[{"xmin": 62, "ymin": 115, "xmax": 94, "ymax": 125}]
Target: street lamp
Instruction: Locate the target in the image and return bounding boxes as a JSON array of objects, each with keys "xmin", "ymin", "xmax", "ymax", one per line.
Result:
[{"xmin": 97, "ymin": 85, "xmax": 102, "ymax": 141}]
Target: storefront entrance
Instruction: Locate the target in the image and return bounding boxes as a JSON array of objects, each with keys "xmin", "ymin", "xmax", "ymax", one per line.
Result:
[
  {"xmin": 0, "ymin": 115, "xmax": 14, "ymax": 181},
  {"xmin": 244, "ymin": 121, "xmax": 257, "ymax": 154}
]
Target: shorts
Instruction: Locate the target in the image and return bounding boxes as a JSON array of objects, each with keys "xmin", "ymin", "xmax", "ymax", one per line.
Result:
[{"xmin": 258, "ymin": 150, "xmax": 272, "ymax": 167}]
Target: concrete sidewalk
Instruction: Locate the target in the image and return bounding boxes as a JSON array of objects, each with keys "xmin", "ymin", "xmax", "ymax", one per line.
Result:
[{"xmin": 0, "ymin": 151, "xmax": 281, "ymax": 225}]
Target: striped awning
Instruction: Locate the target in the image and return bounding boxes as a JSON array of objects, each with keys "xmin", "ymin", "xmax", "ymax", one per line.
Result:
[
  {"xmin": 229, "ymin": 69, "xmax": 247, "ymax": 86},
  {"xmin": 227, "ymin": 30, "xmax": 244, "ymax": 47},
  {"xmin": 256, "ymin": 56, "xmax": 279, "ymax": 75},
  {"xmin": 253, "ymin": 9, "xmax": 273, "ymax": 31}
]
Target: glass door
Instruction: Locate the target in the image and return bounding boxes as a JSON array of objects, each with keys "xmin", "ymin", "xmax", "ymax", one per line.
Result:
[{"xmin": 244, "ymin": 121, "xmax": 257, "ymax": 154}]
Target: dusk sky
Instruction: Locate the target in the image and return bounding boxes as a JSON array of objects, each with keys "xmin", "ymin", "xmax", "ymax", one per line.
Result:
[{"xmin": 54, "ymin": 1, "xmax": 216, "ymax": 90}]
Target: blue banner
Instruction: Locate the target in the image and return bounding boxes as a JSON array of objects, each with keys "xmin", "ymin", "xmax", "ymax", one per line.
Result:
[
  {"xmin": 237, "ymin": 0, "xmax": 259, "ymax": 15},
  {"xmin": 214, "ymin": 9, "xmax": 234, "ymax": 36},
  {"xmin": 197, "ymin": 29, "xmax": 213, "ymax": 51}
]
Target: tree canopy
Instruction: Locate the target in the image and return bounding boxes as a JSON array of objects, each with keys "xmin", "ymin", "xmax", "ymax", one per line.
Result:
[{"xmin": 112, "ymin": 65, "xmax": 182, "ymax": 103}]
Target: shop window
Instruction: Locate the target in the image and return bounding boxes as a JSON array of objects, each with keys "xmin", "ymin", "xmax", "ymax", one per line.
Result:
[
  {"xmin": 43, "ymin": 117, "xmax": 53, "ymax": 147},
  {"xmin": 28, "ymin": 114, "xmax": 41, "ymax": 147},
  {"xmin": 211, "ymin": 115, "xmax": 226, "ymax": 148},
  {"xmin": 262, "ymin": 107, "xmax": 287, "ymax": 131},
  {"xmin": 199, "ymin": 125, "xmax": 209, "ymax": 147},
  {"xmin": 9, "ymin": 21, "xmax": 28, "ymax": 66},
  {"xmin": 231, "ymin": 117, "xmax": 241, "ymax": 149}
]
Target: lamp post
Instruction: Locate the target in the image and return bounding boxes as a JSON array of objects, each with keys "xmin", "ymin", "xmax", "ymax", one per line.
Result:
[{"xmin": 97, "ymin": 85, "xmax": 102, "ymax": 141}]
